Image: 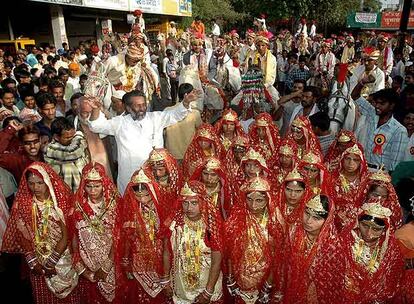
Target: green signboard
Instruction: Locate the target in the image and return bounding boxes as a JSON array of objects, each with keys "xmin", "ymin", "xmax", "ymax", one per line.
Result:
[{"xmin": 346, "ymin": 12, "xmax": 381, "ymax": 29}]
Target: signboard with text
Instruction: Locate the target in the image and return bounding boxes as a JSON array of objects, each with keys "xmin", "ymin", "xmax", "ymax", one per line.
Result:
[{"xmin": 381, "ymin": 11, "xmax": 414, "ymax": 29}]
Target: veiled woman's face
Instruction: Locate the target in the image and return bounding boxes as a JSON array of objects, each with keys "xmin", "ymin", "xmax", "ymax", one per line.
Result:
[
  {"xmin": 285, "ymin": 181, "xmax": 305, "ymax": 206},
  {"xmin": 302, "ymin": 208, "xmax": 326, "ymax": 235},
  {"xmin": 85, "ymin": 181, "xmax": 103, "ymax": 202},
  {"xmin": 244, "ymin": 160, "xmax": 262, "ymax": 178},
  {"xmin": 246, "ymin": 191, "xmax": 268, "ymax": 215},
  {"xmin": 198, "ymin": 139, "xmax": 212, "ymax": 150},
  {"xmin": 28, "ymin": 173, "xmax": 49, "ymax": 201}
]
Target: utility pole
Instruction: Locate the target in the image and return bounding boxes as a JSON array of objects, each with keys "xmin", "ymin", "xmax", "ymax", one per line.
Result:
[{"xmin": 398, "ymin": 0, "xmax": 413, "ymax": 53}]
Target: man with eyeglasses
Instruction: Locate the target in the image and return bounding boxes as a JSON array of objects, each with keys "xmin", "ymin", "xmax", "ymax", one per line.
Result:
[{"xmin": 0, "ymin": 123, "xmax": 43, "ymax": 184}]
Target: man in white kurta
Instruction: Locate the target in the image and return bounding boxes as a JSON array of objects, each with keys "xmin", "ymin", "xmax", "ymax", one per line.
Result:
[{"xmin": 87, "ymin": 90, "xmax": 195, "ymax": 194}]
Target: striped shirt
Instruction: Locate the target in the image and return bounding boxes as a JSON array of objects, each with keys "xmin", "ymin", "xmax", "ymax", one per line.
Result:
[
  {"xmin": 354, "ymin": 97, "xmax": 408, "ymax": 171},
  {"xmin": 44, "ymin": 131, "xmax": 90, "ymax": 191}
]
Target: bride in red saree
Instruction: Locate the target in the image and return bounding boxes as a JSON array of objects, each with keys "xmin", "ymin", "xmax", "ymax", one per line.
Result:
[
  {"xmin": 283, "ymin": 194, "xmax": 336, "ymax": 303},
  {"xmin": 214, "ymin": 108, "xmax": 244, "ymax": 151},
  {"xmin": 248, "ymin": 112, "xmax": 280, "ymax": 163},
  {"xmin": 313, "ymin": 198, "xmax": 405, "ymax": 303},
  {"xmin": 225, "ymin": 176, "xmax": 284, "ymax": 303},
  {"xmin": 2, "ymin": 162, "xmax": 79, "ymax": 304},
  {"xmin": 120, "ymin": 169, "xmax": 170, "ymax": 303},
  {"xmin": 69, "ymin": 162, "xmax": 122, "ymax": 303},
  {"xmin": 182, "ymin": 124, "xmax": 225, "ymax": 178}
]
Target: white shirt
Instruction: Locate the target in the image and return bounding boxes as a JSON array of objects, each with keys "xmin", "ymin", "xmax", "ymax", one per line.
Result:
[
  {"xmin": 289, "ymin": 103, "xmax": 319, "ymax": 126},
  {"xmin": 88, "ymin": 103, "xmax": 190, "ymax": 194},
  {"xmin": 212, "ymin": 23, "xmax": 220, "ymax": 36}
]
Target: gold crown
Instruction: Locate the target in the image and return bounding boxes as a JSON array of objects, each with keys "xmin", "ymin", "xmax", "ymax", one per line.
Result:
[
  {"xmin": 242, "ymin": 148, "xmax": 267, "ymax": 169},
  {"xmin": 86, "ymin": 167, "xmax": 102, "ymax": 181},
  {"xmin": 285, "ymin": 167, "xmax": 303, "ymax": 182},
  {"xmin": 291, "ymin": 117, "xmax": 305, "ymax": 128},
  {"xmin": 234, "ymin": 136, "xmax": 249, "ymax": 147},
  {"xmin": 338, "ymin": 133, "xmax": 352, "ymax": 143},
  {"xmin": 370, "ymin": 165, "xmax": 391, "ymax": 183},
  {"xmin": 198, "ymin": 128, "xmax": 214, "ymax": 140},
  {"xmin": 132, "ymin": 169, "xmax": 151, "ymax": 184},
  {"xmin": 205, "ymin": 157, "xmax": 221, "ymax": 171},
  {"xmin": 256, "ymin": 117, "xmax": 268, "ymax": 127},
  {"xmin": 302, "ymin": 151, "xmax": 321, "ymax": 165},
  {"xmin": 243, "ymin": 176, "xmax": 270, "ymax": 192},
  {"xmin": 306, "ymin": 195, "xmax": 328, "ymax": 215},
  {"xmin": 180, "ymin": 182, "xmax": 198, "ymax": 197},
  {"xmin": 344, "ymin": 144, "xmax": 363, "ymax": 158},
  {"xmin": 279, "ymin": 144, "xmax": 294, "ymax": 156},
  {"xmin": 223, "ymin": 111, "xmax": 237, "ymax": 122},
  {"xmin": 149, "ymin": 148, "xmax": 165, "ymax": 163},
  {"xmin": 361, "ymin": 202, "xmax": 392, "ymax": 219}
]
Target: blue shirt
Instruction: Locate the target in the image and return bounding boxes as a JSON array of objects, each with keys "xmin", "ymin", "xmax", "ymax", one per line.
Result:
[{"xmin": 355, "ymin": 97, "xmax": 408, "ymax": 171}]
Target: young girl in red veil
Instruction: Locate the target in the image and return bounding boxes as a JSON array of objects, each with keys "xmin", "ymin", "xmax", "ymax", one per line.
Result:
[
  {"xmin": 2, "ymin": 162, "xmax": 79, "ymax": 303},
  {"xmin": 69, "ymin": 162, "xmax": 122, "ymax": 303}
]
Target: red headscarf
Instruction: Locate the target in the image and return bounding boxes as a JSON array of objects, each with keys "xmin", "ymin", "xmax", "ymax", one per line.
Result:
[
  {"xmin": 69, "ymin": 162, "xmax": 122, "ymax": 273},
  {"xmin": 248, "ymin": 112, "xmax": 280, "ymax": 162},
  {"xmin": 182, "ymin": 124, "xmax": 225, "ymax": 178},
  {"xmin": 2, "ymin": 162, "xmax": 72, "ymax": 254},
  {"xmin": 324, "ymin": 130, "xmax": 358, "ymax": 172},
  {"xmin": 190, "ymin": 156, "xmax": 232, "ymax": 220},
  {"xmin": 120, "ymin": 169, "xmax": 165, "ymax": 276},
  {"xmin": 271, "ymin": 138, "xmax": 299, "ymax": 186},
  {"xmin": 354, "ymin": 169, "xmax": 402, "ymax": 231},
  {"xmin": 225, "ymin": 176, "xmax": 284, "ymax": 291},
  {"xmin": 223, "ymin": 134, "xmax": 250, "ymax": 183},
  {"xmin": 331, "ymin": 144, "xmax": 368, "ymax": 231},
  {"xmin": 214, "ymin": 109, "xmax": 244, "ymax": 151},
  {"xmin": 284, "ymin": 194, "xmax": 337, "ymax": 303},
  {"xmin": 287, "ymin": 116, "xmax": 322, "ymax": 159},
  {"xmin": 142, "ymin": 148, "xmax": 183, "ymax": 214},
  {"xmin": 276, "ymin": 167, "xmax": 313, "ymax": 231},
  {"xmin": 298, "ymin": 150, "xmax": 332, "ymax": 196},
  {"xmin": 312, "ymin": 199, "xmax": 404, "ymax": 303}
]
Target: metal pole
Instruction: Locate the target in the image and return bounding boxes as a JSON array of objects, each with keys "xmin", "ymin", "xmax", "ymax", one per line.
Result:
[
  {"xmin": 398, "ymin": 0, "xmax": 413, "ymax": 53},
  {"xmin": 7, "ymin": 16, "xmax": 14, "ymax": 40},
  {"xmin": 360, "ymin": 0, "xmax": 364, "ymax": 11}
]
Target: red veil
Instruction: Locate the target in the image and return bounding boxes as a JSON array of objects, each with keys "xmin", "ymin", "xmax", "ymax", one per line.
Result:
[
  {"xmin": 286, "ymin": 116, "xmax": 321, "ymax": 159},
  {"xmin": 182, "ymin": 123, "xmax": 225, "ymax": 178},
  {"xmin": 2, "ymin": 162, "xmax": 72, "ymax": 254},
  {"xmin": 142, "ymin": 148, "xmax": 183, "ymax": 216},
  {"xmin": 69, "ymin": 162, "xmax": 122, "ymax": 303},
  {"xmin": 248, "ymin": 112, "xmax": 281, "ymax": 162},
  {"xmin": 283, "ymin": 194, "xmax": 337, "ymax": 303},
  {"xmin": 190, "ymin": 157, "xmax": 232, "ymax": 220},
  {"xmin": 298, "ymin": 150, "xmax": 332, "ymax": 196},
  {"xmin": 225, "ymin": 176, "xmax": 284, "ymax": 293},
  {"xmin": 214, "ymin": 108, "xmax": 244, "ymax": 151},
  {"xmin": 119, "ymin": 169, "xmax": 167, "ymax": 302},
  {"xmin": 271, "ymin": 138, "xmax": 299, "ymax": 187},
  {"xmin": 331, "ymin": 144, "xmax": 368, "ymax": 231},
  {"xmin": 312, "ymin": 200, "xmax": 405, "ymax": 303},
  {"xmin": 223, "ymin": 134, "xmax": 250, "ymax": 182},
  {"xmin": 354, "ymin": 169, "xmax": 402, "ymax": 231},
  {"xmin": 276, "ymin": 167, "xmax": 313, "ymax": 232},
  {"xmin": 324, "ymin": 130, "xmax": 358, "ymax": 172},
  {"xmin": 164, "ymin": 180, "xmax": 224, "ymax": 255}
]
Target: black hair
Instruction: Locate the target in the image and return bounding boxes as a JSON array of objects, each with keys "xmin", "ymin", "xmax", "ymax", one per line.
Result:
[
  {"xmin": 49, "ymin": 79, "xmax": 65, "ymax": 90},
  {"xmin": 395, "ymin": 178, "xmax": 414, "ymax": 223},
  {"xmin": 70, "ymin": 92, "xmax": 84, "ymax": 103},
  {"xmin": 319, "ymin": 195, "xmax": 330, "ymax": 219},
  {"xmin": 18, "ymin": 83, "xmax": 35, "ymax": 99},
  {"xmin": 79, "ymin": 74, "xmax": 88, "ymax": 81},
  {"xmin": 309, "ymin": 111, "xmax": 330, "ymax": 131},
  {"xmin": 122, "ymin": 90, "xmax": 146, "ymax": 107},
  {"xmin": 51, "ymin": 117, "xmax": 74, "ymax": 136},
  {"xmin": 18, "ymin": 124, "xmax": 40, "ymax": 141},
  {"xmin": 303, "ymin": 86, "xmax": 320, "ymax": 99},
  {"xmin": 35, "ymin": 54, "xmax": 43, "ymax": 61},
  {"xmin": 0, "ymin": 87, "xmax": 15, "ymax": 99},
  {"xmin": 298, "ymin": 55, "xmax": 307, "ymax": 63},
  {"xmin": 372, "ymin": 88, "xmax": 400, "ymax": 105},
  {"xmin": 1, "ymin": 78, "xmax": 16, "ymax": 88},
  {"xmin": 57, "ymin": 68, "xmax": 69, "ymax": 77},
  {"xmin": 293, "ymin": 79, "xmax": 307, "ymax": 87},
  {"xmin": 47, "ymin": 55, "xmax": 54, "ymax": 62},
  {"xmin": 393, "ymin": 75, "xmax": 404, "ymax": 85},
  {"xmin": 14, "ymin": 69, "xmax": 31, "ymax": 83},
  {"xmin": 178, "ymin": 83, "xmax": 194, "ymax": 101},
  {"xmin": 2, "ymin": 116, "xmax": 21, "ymax": 129},
  {"xmin": 132, "ymin": 183, "xmax": 149, "ymax": 193},
  {"xmin": 358, "ymin": 214, "xmax": 386, "ymax": 227},
  {"xmin": 4, "ymin": 61, "xmax": 13, "ymax": 69},
  {"xmin": 36, "ymin": 92, "xmax": 57, "ymax": 109},
  {"xmin": 285, "ymin": 180, "xmax": 306, "ymax": 189}
]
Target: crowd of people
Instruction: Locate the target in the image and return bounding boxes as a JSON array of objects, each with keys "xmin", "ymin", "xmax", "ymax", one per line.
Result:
[{"xmin": 0, "ymin": 9, "xmax": 414, "ymax": 304}]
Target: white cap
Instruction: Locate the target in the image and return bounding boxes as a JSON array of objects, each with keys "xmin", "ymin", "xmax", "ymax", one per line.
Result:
[{"xmin": 112, "ymin": 90, "xmax": 126, "ymax": 100}]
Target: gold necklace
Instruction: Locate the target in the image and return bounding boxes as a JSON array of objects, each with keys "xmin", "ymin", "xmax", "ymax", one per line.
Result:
[{"xmin": 32, "ymin": 197, "xmax": 53, "ymax": 259}]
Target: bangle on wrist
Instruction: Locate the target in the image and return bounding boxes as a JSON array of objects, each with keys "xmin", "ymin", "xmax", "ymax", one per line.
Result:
[{"xmin": 203, "ymin": 288, "xmax": 213, "ymax": 298}]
